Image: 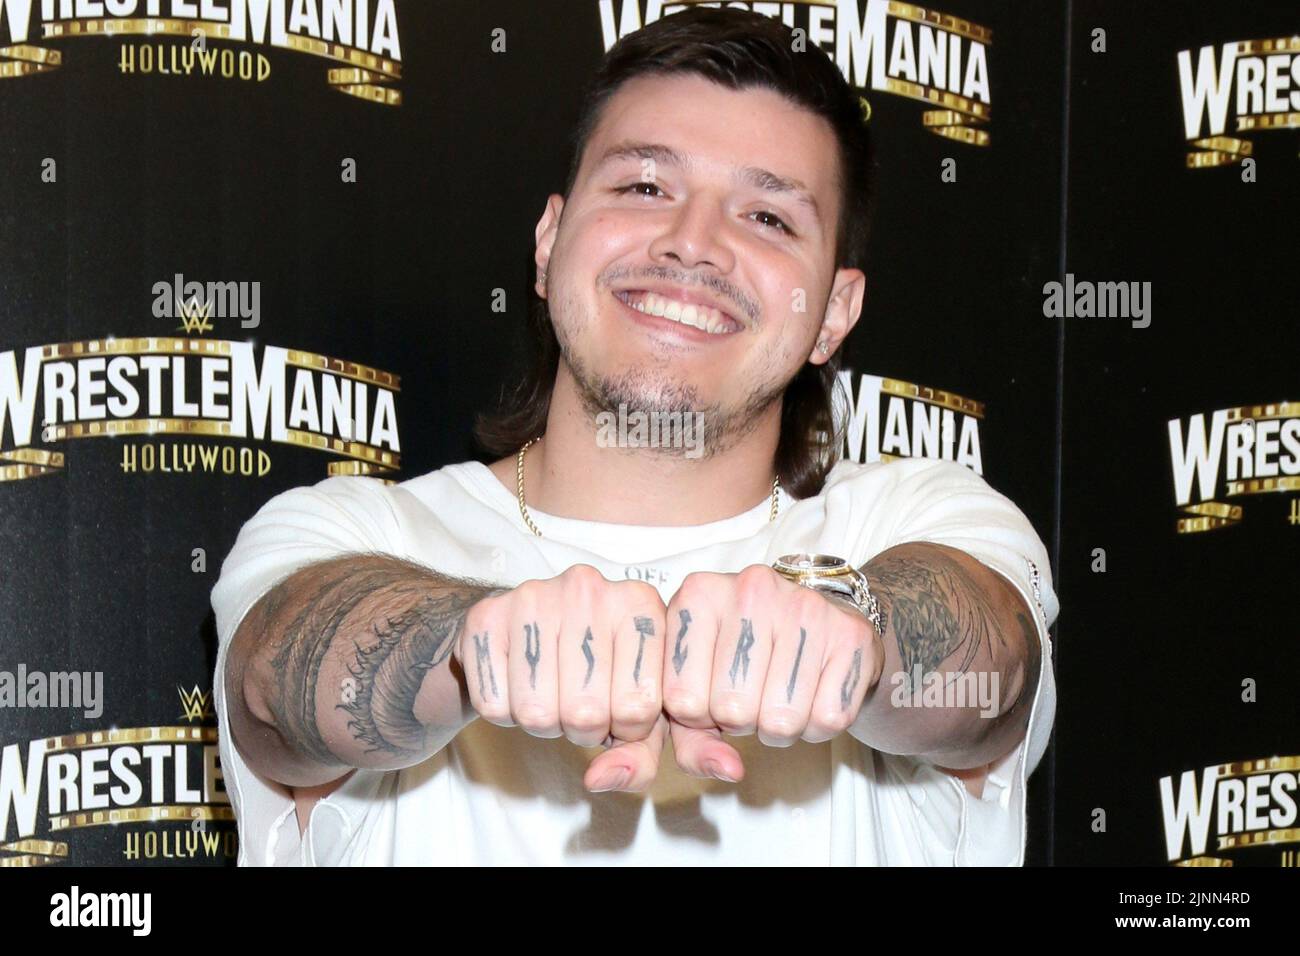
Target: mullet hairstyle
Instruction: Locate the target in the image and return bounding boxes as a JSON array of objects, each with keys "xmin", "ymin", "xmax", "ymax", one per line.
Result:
[{"xmin": 474, "ymin": 5, "xmax": 876, "ymax": 499}]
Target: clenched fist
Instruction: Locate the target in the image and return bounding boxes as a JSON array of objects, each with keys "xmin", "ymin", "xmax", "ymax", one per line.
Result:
[
  {"xmin": 454, "ymin": 563, "xmax": 884, "ymax": 795},
  {"xmin": 659, "ymin": 565, "xmax": 885, "ymax": 783},
  {"xmin": 454, "ymin": 564, "xmax": 671, "ymax": 793}
]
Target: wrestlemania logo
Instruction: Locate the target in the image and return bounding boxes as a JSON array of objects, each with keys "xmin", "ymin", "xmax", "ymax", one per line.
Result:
[
  {"xmin": 1161, "ymin": 756, "xmax": 1300, "ymax": 866},
  {"xmin": 0, "ymin": 686, "xmax": 231, "ymax": 867},
  {"xmin": 834, "ymin": 369, "xmax": 983, "ymax": 473},
  {"xmin": 1167, "ymin": 401, "xmax": 1298, "ymax": 532},
  {"xmin": 0, "ymin": 278, "xmax": 403, "ymax": 483},
  {"xmin": 599, "ymin": 0, "xmax": 993, "ymax": 146},
  {"xmin": 1178, "ymin": 34, "xmax": 1300, "ymax": 168},
  {"xmin": 0, "ymin": 0, "xmax": 404, "ymax": 105}
]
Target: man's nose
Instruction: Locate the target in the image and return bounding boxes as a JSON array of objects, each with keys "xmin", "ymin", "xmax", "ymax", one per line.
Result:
[{"xmin": 648, "ymin": 194, "xmax": 735, "ymax": 273}]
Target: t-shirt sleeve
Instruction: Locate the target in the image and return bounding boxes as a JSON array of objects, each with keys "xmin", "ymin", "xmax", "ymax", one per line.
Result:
[
  {"xmin": 836, "ymin": 456, "xmax": 1059, "ymax": 865},
  {"xmin": 210, "ymin": 475, "xmax": 407, "ymax": 866}
]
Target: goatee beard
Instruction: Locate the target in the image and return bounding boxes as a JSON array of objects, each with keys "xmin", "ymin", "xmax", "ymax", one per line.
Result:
[{"xmin": 563, "ymin": 348, "xmax": 783, "ymax": 461}]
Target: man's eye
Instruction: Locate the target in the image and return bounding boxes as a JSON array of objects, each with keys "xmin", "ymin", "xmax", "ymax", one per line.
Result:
[
  {"xmin": 614, "ymin": 186, "xmax": 794, "ymax": 236},
  {"xmin": 616, "ymin": 182, "xmax": 664, "ymax": 197},
  {"xmin": 751, "ymin": 211, "xmax": 794, "ymax": 235}
]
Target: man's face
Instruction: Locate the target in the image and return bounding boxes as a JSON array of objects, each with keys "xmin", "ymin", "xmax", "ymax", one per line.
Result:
[{"xmin": 536, "ymin": 72, "xmax": 864, "ymax": 457}]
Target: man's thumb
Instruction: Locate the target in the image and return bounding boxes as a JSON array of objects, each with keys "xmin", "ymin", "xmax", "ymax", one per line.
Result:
[
  {"xmin": 668, "ymin": 718, "xmax": 745, "ymax": 783},
  {"xmin": 583, "ymin": 712, "xmax": 669, "ymax": 793}
]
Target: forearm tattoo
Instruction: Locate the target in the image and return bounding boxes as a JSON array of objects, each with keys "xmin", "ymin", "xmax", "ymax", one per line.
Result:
[
  {"xmin": 264, "ymin": 561, "xmax": 483, "ymax": 764},
  {"xmin": 729, "ymin": 617, "xmax": 756, "ymax": 687},
  {"xmin": 865, "ymin": 550, "xmax": 1006, "ymax": 690},
  {"xmin": 1011, "ymin": 611, "xmax": 1042, "ymax": 716},
  {"xmin": 633, "ymin": 615, "xmax": 655, "ymax": 686},
  {"xmin": 672, "ymin": 609, "xmax": 691, "ymax": 676},
  {"xmin": 524, "ymin": 622, "xmax": 541, "ymax": 690}
]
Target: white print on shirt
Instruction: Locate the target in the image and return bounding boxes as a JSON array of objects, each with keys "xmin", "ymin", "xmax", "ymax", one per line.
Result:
[{"xmin": 623, "ymin": 565, "xmax": 672, "ymax": 588}]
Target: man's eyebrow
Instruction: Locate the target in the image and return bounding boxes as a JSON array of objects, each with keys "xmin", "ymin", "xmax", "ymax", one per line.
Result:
[{"xmin": 595, "ymin": 140, "xmax": 822, "ymax": 227}]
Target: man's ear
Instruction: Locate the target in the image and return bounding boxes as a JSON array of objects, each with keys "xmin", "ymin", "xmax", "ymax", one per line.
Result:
[
  {"xmin": 534, "ymin": 194, "xmax": 564, "ymax": 298},
  {"xmin": 808, "ymin": 268, "xmax": 866, "ymax": 364}
]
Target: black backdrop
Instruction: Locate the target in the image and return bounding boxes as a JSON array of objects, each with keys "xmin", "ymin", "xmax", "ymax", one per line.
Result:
[{"xmin": 0, "ymin": 0, "xmax": 1294, "ymax": 867}]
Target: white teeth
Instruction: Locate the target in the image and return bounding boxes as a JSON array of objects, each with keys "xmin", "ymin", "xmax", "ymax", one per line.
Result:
[{"xmin": 624, "ymin": 291, "xmax": 732, "ymax": 334}]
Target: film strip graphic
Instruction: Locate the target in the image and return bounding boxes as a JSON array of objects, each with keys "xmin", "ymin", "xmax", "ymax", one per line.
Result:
[
  {"xmin": 0, "ymin": 726, "xmax": 234, "ymax": 868},
  {"xmin": 1186, "ymin": 37, "xmax": 1300, "ymax": 168},
  {"xmin": 0, "ymin": 336, "xmax": 401, "ymax": 484},
  {"xmin": 1175, "ymin": 401, "xmax": 1298, "ymax": 533},
  {"xmin": 1173, "ymin": 756, "xmax": 1300, "ymax": 866},
  {"xmin": 871, "ymin": 376, "xmax": 985, "ymax": 464},
  {"xmin": 0, "ymin": 16, "xmax": 400, "ymax": 104},
  {"xmin": 869, "ymin": 1, "xmax": 993, "ymax": 146}
]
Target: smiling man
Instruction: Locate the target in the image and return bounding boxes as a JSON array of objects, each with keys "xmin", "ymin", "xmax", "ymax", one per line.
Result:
[{"xmin": 211, "ymin": 6, "xmax": 1058, "ymax": 866}]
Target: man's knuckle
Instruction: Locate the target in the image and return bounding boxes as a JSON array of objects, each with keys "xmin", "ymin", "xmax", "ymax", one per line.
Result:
[
  {"xmin": 619, "ymin": 579, "xmax": 659, "ymax": 603},
  {"xmin": 566, "ymin": 563, "xmax": 605, "ymax": 585},
  {"xmin": 675, "ymin": 570, "xmax": 719, "ymax": 604},
  {"xmin": 796, "ymin": 589, "xmax": 826, "ymax": 617},
  {"xmin": 663, "ymin": 689, "xmax": 708, "ymax": 721},
  {"xmin": 465, "ymin": 596, "xmax": 502, "ymax": 632},
  {"xmin": 676, "ymin": 570, "xmax": 708, "ymax": 592},
  {"xmin": 477, "ymin": 701, "xmax": 512, "ymax": 725},
  {"xmin": 711, "ymin": 695, "xmax": 754, "ymax": 731},
  {"xmin": 816, "ymin": 706, "xmax": 851, "ymax": 732},
  {"xmin": 612, "ymin": 696, "xmax": 659, "ymax": 726},
  {"xmin": 734, "ymin": 564, "xmax": 775, "ymax": 604},
  {"xmin": 513, "ymin": 701, "xmax": 557, "ymax": 731},
  {"xmin": 512, "ymin": 579, "xmax": 543, "ymax": 603},
  {"xmin": 561, "ymin": 701, "xmax": 608, "ymax": 734},
  {"xmin": 759, "ymin": 708, "xmax": 803, "ymax": 740},
  {"xmin": 562, "ymin": 564, "xmax": 605, "ymax": 599}
]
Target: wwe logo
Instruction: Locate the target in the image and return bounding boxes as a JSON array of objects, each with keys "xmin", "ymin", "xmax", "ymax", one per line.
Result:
[
  {"xmin": 177, "ymin": 685, "xmax": 214, "ymax": 722},
  {"xmin": 175, "ymin": 295, "xmax": 214, "ymax": 334}
]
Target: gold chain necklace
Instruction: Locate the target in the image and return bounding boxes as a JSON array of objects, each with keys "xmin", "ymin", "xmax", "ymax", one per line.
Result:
[{"xmin": 515, "ymin": 437, "xmax": 780, "ymax": 538}]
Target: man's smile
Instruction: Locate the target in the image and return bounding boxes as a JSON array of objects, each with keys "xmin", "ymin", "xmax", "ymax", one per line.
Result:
[{"xmin": 613, "ymin": 288, "xmax": 744, "ymax": 337}]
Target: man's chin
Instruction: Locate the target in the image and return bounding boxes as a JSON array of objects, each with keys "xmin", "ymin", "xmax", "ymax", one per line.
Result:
[{"xmin": 592, "ymin": 384, "xmax": 718, "ymax": 420}]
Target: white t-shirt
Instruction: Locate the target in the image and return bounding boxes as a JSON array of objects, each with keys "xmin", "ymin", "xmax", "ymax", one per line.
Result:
[{"xmin": 210, "ymin": 455, "xmax": 1059, "ymax": 866}]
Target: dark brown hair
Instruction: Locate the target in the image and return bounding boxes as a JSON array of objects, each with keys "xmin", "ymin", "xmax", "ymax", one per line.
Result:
[{"xmin": 474, "ymin": 5, "xmax": 876, "ymax": 499}]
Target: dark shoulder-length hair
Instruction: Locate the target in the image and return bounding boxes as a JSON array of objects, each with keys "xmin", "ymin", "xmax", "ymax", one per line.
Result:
[{"xmin": 474, "ymin": 5, "xmax": 876, "ymax": 499}]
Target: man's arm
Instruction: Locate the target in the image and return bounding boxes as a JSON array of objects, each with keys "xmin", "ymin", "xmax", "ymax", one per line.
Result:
[
  {"xmin": 848, "ymin": 541, "xmax": 1043, "ymax": 781},
  {"xmin": 224, "ymin": 552, "xmax": 502, "ymax": 789}
]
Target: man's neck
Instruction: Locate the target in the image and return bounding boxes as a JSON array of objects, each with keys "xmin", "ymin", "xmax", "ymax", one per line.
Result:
[{"xmin": 485, "ymin": 376, "xmax": 782, "ymax": 527}]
